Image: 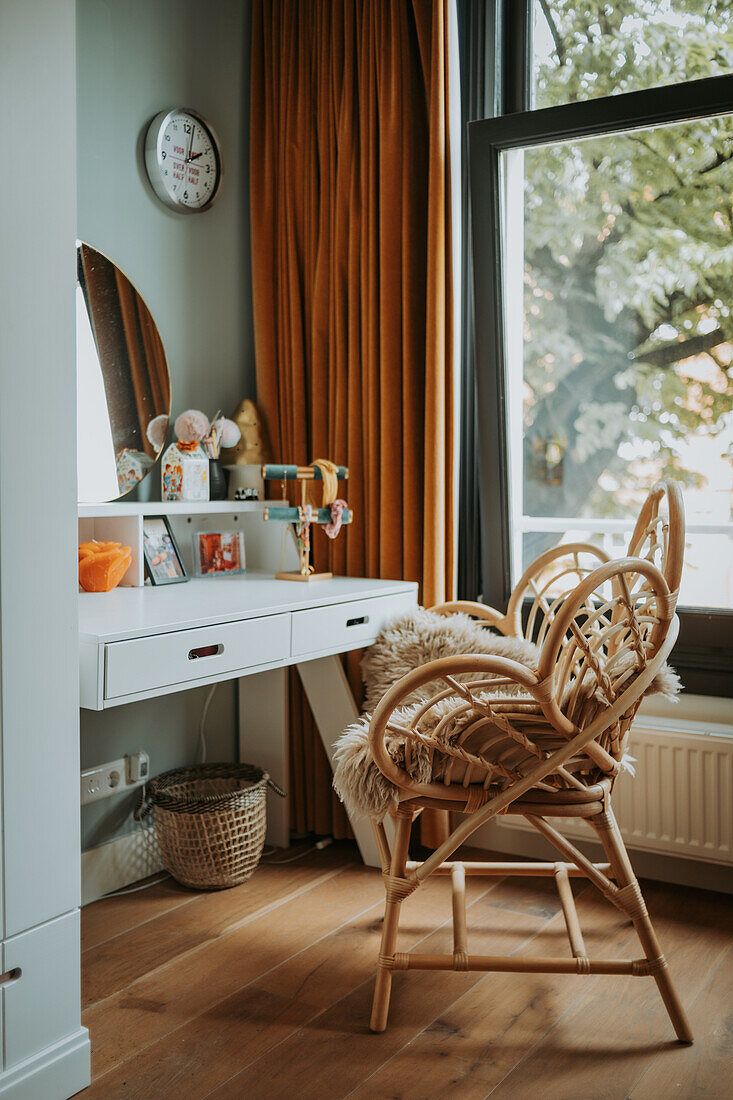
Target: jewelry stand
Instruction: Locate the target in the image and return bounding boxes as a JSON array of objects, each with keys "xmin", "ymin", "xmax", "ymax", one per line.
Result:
[{"xmin": 262, "ymin": 464, "xmax": 352, "ymax": 581}]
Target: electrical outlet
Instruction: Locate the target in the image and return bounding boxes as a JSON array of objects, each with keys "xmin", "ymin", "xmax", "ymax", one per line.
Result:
[
  {"xmin": 127, "ymin": 750, "xmax": 149, "ymax": 783},
  {"xmin": 80, "ymin": 752, "xmax": 149, "ymax": 806}
]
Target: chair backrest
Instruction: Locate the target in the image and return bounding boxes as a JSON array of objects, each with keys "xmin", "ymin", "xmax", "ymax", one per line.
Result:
[
  {"xmin": 626, "ymin": 478, "xmax": 685, "ymax": 595},
  {"xmin": 505, "ymin": 542, "xmax": 610, "ymax": 646},
  {"xmin": 535, "ymin": 554, "xmax": 678, "ymax": 766}
]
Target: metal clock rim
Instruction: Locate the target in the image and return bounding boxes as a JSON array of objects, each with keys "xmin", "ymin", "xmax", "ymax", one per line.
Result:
[{"xmin": 144, "ymin": 107, "xmax": 223, "ymax": 214}]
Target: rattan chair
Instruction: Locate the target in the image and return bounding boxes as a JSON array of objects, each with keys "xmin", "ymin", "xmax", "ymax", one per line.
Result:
[{"xmin": 366, "ymin": 480, "xmax": 692, "ymax": 1043}]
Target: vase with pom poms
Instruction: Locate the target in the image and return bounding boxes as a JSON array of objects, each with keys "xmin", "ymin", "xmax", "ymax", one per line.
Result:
[
  {"xmin": 161, "ymin": 410, "xmax": 211, "ymax": 502},
  {"xmin": 202, "ymin": 416, "xmax": 242, "ymax": 500}
]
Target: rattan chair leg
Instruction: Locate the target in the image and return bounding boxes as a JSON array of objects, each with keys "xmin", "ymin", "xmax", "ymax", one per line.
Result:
[
  {"xmin": 590, "ymin": 807, "xmax": 694, "ymax": 1044},
  {"xmin": 370, "ymin": 809, "xmax": 414, "ymax": 1033}
]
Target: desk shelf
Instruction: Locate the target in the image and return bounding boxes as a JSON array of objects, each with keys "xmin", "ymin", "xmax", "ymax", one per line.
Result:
[
  {"xmin": 78, "ymin": 501, "xmax": 286, "ymax": 588},
  {"xmin": 78, "ymin": 500, "xmax": 273, "ymax": 519}
]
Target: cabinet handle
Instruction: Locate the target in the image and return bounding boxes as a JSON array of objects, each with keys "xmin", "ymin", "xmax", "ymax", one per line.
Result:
[
  {"xmin": 0, "ymin": 968, "xmax": 22, "ymax": 986},
  {"xmin": 188, "ymin": 643, "xmax": 224, "ymax": 660},
  {"xmin": 346, "ymin": 615, "xmax": 369, "ymax": 628}
]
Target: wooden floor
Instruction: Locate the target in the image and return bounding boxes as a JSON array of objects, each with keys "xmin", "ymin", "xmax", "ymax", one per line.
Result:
[{"xmin": 81, "ymin": 840, "xmax": 732, "ymax": 1099}]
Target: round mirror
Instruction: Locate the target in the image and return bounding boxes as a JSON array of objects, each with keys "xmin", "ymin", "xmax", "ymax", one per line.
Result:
[{"xmin": 76, "ymin": 243, "xmax": 171, "ymax": 502}]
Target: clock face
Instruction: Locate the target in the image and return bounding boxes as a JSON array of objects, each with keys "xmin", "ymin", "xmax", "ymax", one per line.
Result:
[{"xmin": 144, "ymin": 109, "xmax": 222, "ymax": 212}]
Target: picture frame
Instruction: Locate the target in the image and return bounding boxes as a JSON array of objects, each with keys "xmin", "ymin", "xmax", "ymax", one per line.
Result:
[
  {"xmin": 142, "ymin": 515, "xmax": 188, "ymax": 585},
  {"xmin": 194, "ymin": 529, "xmax": 246, "ymax": 578}
]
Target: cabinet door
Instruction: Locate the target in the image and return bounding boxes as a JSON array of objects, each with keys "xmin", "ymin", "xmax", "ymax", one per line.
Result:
[
  {"xmin": 0, "ymin": 0, "xmax": 79, "ymax": 937},
  {"xmin": 3, "ymin": 912, "xmax": 82, "ymax": 1071}
]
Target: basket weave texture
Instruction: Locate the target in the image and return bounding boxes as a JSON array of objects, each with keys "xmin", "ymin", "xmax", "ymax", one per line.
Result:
[{"xmin": 142, "ymin": 763, "xmax": 282, "ymax": 889}]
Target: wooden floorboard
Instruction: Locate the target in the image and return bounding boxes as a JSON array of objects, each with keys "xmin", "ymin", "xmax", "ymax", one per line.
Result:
[
  {"xmin": 348, "ymin": 886, "xmax": 631, "ymax": 1100},
  {"xmin": 630, "ymin": 944, "xmax": 733, "ymax": 1099},
  {"xmin": 486, "ymin": 883, "xmax": 733, "ymax": 1100},
  {"xmin": 80, "ymin": 841, "xmax": 733, "ymax": 1100},
  {"xmin": 82, "ymin": 843, "xmax": 356, "ymax": 1008},
  {"xmin": 204, "ymin": 885, "xmax": 548, "ymax": 1100},
  {"xmin": 81, "ymin": 873, "xmax": 198, "ymax": 952}
]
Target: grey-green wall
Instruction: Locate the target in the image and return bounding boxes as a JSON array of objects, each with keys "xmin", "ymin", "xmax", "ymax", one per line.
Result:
[{"xmin": 77, "ymin": 0, "xmax": 253, "ymax": 849}]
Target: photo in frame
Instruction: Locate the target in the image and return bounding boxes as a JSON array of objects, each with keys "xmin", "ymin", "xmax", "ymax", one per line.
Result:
[
  {"xmin": 142, "ymin": 515, "xmax": 188, "ymax": 585},
  {"xmin": 194, "ymin": 530, "xmax": 246, "ymax": 577}
]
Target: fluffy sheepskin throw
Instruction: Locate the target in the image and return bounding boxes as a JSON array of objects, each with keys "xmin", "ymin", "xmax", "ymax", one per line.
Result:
[
  {"xmin": 333, "ymin": 608, "xmax": 681, "ymax": 821},
  {"xmin": 360, "ymin": 608, "xmax": 539, "ymax": 712}
]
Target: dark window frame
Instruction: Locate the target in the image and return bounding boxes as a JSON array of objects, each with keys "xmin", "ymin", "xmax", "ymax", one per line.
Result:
[{"xmin": 467, "ymin": 6, "xmax": 733, "ymax": 697}]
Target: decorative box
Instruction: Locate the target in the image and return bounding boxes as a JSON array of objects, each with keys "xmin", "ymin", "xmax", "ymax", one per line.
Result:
[
  {"xmin": 161, "ymin": 441, "xmax": 209, "ymax": 502},
  {"xmin": 116, "ymin": 449, "xmax": 153, "ymax": 496}
]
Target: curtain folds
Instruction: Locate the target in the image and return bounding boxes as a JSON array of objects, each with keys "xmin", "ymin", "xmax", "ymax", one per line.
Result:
[{"xmin": 250, "ymin": 0, "xmax": 455, "ymax": 842}]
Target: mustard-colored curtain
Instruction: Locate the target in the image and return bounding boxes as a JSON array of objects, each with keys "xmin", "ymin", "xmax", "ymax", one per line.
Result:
[{"xmin": 250, "ymin": 0, "xmax": 455, "ymax": 843}]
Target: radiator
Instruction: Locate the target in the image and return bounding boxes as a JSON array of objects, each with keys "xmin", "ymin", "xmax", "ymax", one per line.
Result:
[{"xmin": 498, "ymin": 724, "xmax": 733, "ymax": 866}]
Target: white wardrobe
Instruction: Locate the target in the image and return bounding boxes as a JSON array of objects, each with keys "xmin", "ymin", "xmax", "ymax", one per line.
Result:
[{"xmin": 0, "ymin": 1, "xmax": 91, "ymax": 1096}]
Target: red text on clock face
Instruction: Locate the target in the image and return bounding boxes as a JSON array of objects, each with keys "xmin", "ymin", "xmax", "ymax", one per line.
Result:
[{"xmin": 159, "ymin": 114, "xmax": 217, "ymax": 208}]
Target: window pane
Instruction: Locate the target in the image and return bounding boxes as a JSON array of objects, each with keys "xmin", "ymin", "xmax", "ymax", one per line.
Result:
[
  {"xmin": 506, "ymin": 113, "xmax": 733, "ymax": 610},
  {"xmin": 533, "ymin": 1, "xmax": 733, "ymax": 109}
]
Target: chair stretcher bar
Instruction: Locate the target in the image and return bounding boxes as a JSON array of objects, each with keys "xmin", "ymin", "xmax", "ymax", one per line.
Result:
[
  {"xmin": 404, "ymin": 860, "xmax": 612, "ymax": 877},
  {"xmin": 392, "ymin": 954, "xmax": 652, "ymax": 975}
]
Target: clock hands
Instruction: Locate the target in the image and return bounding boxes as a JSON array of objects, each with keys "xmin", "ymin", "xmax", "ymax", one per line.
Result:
[{"xmin": 184, "ymin": 125, "xmax": 206, "ymax": 165}]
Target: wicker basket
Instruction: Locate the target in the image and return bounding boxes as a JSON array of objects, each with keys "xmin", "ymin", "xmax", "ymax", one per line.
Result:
[{"xmin": 138, "ymin": 763, "xmax": 285, "ymax": 889}]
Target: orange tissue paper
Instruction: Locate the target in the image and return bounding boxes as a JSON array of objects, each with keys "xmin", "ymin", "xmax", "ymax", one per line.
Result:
[{"xmin": 78, "ymin": 540, "xmax": 132, "ymax": 592}]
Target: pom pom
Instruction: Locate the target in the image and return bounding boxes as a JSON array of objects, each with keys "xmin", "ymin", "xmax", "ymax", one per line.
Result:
[
  {"xmin": 174, "ymin": 409, "xmax": 210, "ymax": 443},
  {"xmin": 213, "ymin": 417, "xmax": 241, "ymax": 449},
  {"xmin": 146, "ymin": 413, "xmax": 169, "ymax": 451}
]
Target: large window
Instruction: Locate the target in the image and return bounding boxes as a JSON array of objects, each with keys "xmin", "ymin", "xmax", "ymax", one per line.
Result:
[
  {"xmin": 511, "ymin": 113, "xmax": 733, "ymax": 611},
  {"xmin": 467, "ymin": 1, "xmax": 733, "ymax": 694}
]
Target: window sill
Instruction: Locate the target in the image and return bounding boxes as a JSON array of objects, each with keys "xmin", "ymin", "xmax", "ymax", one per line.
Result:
[{"xmin": 638, "ymin": 692, "xmax": 733, "ymax": 737}]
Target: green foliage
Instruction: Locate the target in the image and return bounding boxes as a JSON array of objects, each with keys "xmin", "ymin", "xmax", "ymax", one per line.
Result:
[{"xmin": 523, "ymin": 0, "xmax": 733, "ymax": 521}]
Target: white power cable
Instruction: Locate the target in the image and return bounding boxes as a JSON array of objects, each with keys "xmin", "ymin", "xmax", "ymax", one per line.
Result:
[
  {"xmin": 96, "ymin": 872, "xmax": 170, "ymax": 900},
  {"xmin": 198, "ymin": 683, "xmax": 218, "ymax": 763}
]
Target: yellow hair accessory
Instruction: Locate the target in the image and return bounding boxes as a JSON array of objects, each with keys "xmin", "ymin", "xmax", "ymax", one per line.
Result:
[{"xmin": 312, "ymin": 458, "xmax": 340, "ymax": 506}]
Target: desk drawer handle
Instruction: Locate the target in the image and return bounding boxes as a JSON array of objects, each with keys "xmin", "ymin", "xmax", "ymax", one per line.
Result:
[
  {"xmin": 188, "ymin": 643, "xmax": 224, "ymax": 660},
  {"xmin": 346, "ymin": 615, "xmax": 369, "ymax": 628}
]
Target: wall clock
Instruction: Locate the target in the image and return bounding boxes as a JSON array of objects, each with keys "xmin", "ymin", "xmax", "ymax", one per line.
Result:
[{"xmin": 144, "ymin": 108, "xmax": 222, "ymax": 213}]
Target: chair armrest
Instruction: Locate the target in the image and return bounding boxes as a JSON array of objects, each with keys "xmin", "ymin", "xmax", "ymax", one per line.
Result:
[{"xmin": 368, "ymin": 652, "xmax": 543, "ymax": 803}]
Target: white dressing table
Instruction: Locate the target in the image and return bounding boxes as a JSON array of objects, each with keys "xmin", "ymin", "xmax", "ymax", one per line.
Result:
[{"xmin": 79, "ymin": 502, "xmax": 417, "ymax": 867}]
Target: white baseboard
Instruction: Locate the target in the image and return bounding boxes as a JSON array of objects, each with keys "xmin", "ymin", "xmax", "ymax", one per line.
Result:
[
  {"xmin": 0, "ymin": 1028, "xmax": 90, "ymax": 1099},
  {"xmin": 81, "ymin": 825, "xmax": 164, "ymax": 905}
]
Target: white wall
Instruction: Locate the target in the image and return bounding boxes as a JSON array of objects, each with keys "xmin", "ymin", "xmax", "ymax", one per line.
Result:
[
  {"xmin": 77, "ymin": 0, "xmax": 254, "ymax": 416},
  {"xmin": 77, "ymin": 0, "xmax": 255, "ymax": 850}
]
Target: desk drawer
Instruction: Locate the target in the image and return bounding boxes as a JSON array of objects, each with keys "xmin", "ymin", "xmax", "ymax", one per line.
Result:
[
  {"xmin": 291, "ymin": 591, "xmax": 416, "ymax": 658},
  {"xmin": 105, "ymin": 614, "xmax": 290, "ymax": 700}
]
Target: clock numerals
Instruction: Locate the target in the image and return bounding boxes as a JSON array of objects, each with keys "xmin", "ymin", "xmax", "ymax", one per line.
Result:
[{"xmin": 146, "ymin": 109, "xmax": 221, "ymax": 212}]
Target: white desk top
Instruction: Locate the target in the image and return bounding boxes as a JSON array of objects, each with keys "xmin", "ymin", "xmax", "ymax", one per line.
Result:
[{"xmin": 78, "ymin": 573, "xmax": 418, "ymax": 644}]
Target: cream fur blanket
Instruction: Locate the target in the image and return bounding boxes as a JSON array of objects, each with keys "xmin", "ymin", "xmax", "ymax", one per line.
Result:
[{"xmin": 333, "ymin": 608, "xmax": 681, "ymax": 821}]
